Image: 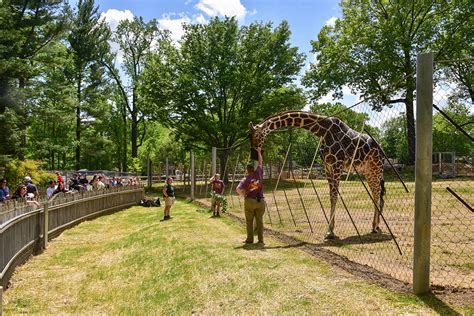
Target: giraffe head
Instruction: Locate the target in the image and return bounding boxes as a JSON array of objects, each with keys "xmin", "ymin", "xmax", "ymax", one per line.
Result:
[{"xmin": 249, "ymin": 122, "xmax": 265, "ymax": 148}]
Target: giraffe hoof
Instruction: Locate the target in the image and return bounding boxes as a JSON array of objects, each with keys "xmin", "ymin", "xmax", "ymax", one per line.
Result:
[
  {"xmin": 325, "ymin": 232, "xmax": 336, "ymax": 240},
  {"xmin": 371, "ymin": 227, "xmax": 382, "ymax": 234}
]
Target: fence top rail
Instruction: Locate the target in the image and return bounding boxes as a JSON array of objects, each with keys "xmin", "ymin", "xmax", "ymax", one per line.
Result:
[{"xmin": 0, "ymin": 185, "xmax": 144, "ymax": 226}]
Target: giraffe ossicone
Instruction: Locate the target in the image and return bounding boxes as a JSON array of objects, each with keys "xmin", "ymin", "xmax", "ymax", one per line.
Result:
[{"xmin": 249, "ymin": 110, "xmax": 385, "ymax": 239}]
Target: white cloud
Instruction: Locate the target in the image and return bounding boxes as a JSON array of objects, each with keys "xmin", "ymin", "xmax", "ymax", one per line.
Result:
[
  {"xmin": 194, "ymin": 13, "xmax": 207, "ymax": 24},
  {"xmin": 325, "ymin": 16, "xmax": 337, "ymax": 27},
  {"xmin": 158, "ymin": 13, "xmax": 209, "ymax": 43},
  {"xmin": 195, "ymin": 0, "xmax": 247, "ymax": 20},
  {"xmin": 158, "ymin": 14, "xmax": 191, "ymax": 42},
  {"xmin": 100, "ymin": 9, "xmax": 134, "ymax": 31},
  {"xmin": 100, "ymin": 9, "xmax": 134, "ymax": 64}
]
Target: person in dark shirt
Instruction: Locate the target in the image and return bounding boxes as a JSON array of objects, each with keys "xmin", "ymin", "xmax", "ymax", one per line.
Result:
[
  {"xmin": 12, "ymin": 184, "xmax": 40, "ymax": 207},
  {"xmin": 162, "ymin": 177, "xmax": 175, "ymax": 220},
  {"xmin": 24, "ymin": 176, "xmax": 38, "ymax": 200},
  {"xmin": 236, "ymin": 147, "xmax": 265, "ymax": 245}
]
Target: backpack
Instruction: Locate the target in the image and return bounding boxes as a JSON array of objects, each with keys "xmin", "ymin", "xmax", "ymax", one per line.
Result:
[{"xmin": 139, "ymin": 198, "xmax": 161, "ymax": 207}]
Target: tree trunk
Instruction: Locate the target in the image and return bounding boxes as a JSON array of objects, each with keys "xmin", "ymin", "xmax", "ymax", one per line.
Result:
[
  {"xmin": 405, "ymin": 99, "xmax": 416, "ymax": 166},
  {"xmin": 131, "ymin": 114, "xmax": 138, "ymax": 158},
  {"xmin": 404, "ymin": 54, "xmax": 416, "ymax": 166},
  {"xmin": 218, "ymin": 149, "xmax": 230, "ymax": 183},
  {"xmin": 75, "ymin": 77, "xmax": 82, "ymax": 170},
  {"xmin": 18, "ymin": 78, "xmax": 26, "ymax": 161}
]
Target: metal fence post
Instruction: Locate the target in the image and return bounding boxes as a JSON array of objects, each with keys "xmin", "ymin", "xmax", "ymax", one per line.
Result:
[
  {"xmin": 43, "ymin": 202, "xmax": 49, "ymax": 249},
  {"xmin": 211, "ymin": 147, "xmax": 217, "ymax": 176},
  {"xmin": 414, "ymin": 52, "xmax": 433, "ymax": 295},
  {"xmin": 191, "ymin": 151, "xmax": 195, "ymax": 200}
]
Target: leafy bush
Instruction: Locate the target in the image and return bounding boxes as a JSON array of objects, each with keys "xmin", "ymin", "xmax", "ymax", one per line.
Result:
[{"xmin": 4, "ymin": 159, "xmax": 56, "ymax": 188}]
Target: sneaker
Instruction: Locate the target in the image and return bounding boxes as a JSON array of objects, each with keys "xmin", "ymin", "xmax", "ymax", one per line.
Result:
[
  {"xmin": 257, "ymin": 241, "xmax": 265, "ymax": 246},
  {"xmin": 243, "ymin": 240, "xmax": 253, "ymax": 244}
]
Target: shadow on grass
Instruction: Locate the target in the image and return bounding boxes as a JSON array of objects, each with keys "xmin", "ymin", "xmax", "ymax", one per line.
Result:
[
  {"xmin": 417, "ymin": 293, "xmax": 462, "ymax": 316},
  {"xmin": 234, "ymin": 241, "xmax": 307, "ymax": 251},
  {"xmin": 310, "ymin": 232, "xmax": 393, "ymax": 247}
]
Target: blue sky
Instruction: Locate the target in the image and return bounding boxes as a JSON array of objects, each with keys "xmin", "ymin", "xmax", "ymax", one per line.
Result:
[
  {"xmin": 89, "ymin": 0, "xmax": 352, "ymax": 105},
  {"xmin": 93, "ymin": 0, "xmax": 341, "ymax": 63}
]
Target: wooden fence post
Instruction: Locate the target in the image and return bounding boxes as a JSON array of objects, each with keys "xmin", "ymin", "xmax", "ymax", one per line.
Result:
[
  {"xmin": 413, "ymin": 52, "xmax": 433, "ymax": 295},
  {"xmin": 147, "ymin": 159, "xmax": 152, "ymax": 188},
  {"xmin": 43, "ymin": 202, "xmax": 49, "ymax": 249},
  {"xmin": 211, "ymin": 147, "xmax": 217, "ymax": 177}
]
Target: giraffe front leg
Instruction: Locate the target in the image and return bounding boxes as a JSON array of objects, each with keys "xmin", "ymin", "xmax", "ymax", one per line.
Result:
[{"xmin": 325, "ymin": 182, "xmax": 338, "ymax": 239}]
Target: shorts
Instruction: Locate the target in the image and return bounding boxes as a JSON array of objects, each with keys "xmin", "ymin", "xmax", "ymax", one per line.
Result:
[{"xmin": 164, "ymin": 196, "xmax": 175, "ymax": 206}]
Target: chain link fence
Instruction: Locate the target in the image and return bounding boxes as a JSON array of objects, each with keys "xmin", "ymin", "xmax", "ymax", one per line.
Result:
[{"xmin": 187, "ymin": 57, "xmax": 473, "ymax": 290}]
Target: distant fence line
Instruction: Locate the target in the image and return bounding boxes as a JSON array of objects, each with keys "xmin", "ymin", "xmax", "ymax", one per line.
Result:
[{"xmin": 0, "ymin": 186, "xmax": 144, "ymax": 288}]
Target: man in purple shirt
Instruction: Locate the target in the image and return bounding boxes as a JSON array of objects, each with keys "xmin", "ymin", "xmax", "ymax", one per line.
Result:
[{"xmin": 236, "ymin": 146, "xmax": 265, "ymax": 245}]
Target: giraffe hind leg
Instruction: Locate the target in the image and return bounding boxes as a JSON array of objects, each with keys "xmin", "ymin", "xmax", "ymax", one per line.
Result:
[{"xmin": 371, "ymin": 179, "xmax": 385, "ymax": 233}]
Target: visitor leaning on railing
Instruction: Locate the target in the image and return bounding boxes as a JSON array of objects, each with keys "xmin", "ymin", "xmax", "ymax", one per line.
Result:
[{"xmin": 0, "ymin": 179, "xmax": 9, "ymax": 202}]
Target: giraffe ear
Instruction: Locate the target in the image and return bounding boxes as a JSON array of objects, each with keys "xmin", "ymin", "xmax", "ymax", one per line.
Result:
[{"xmin": 248, "ymin": 122, "xmax": 255, "ymax": 130}]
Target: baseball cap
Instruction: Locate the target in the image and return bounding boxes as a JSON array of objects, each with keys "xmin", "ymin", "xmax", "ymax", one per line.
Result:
[{"xmin": 24, "ymin": 176, "xmax": 32, "ymax": 182}]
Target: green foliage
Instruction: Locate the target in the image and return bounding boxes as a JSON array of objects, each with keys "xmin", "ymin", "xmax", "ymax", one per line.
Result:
[
  {"xmin": 142, "ymin": 17, "xmax": 305, "ymax": 151},
  {"xmin": 303, "ymin": 0, "xmax": 470, "ymax": 165},
  {"xmin": 433, "ymin": 102, "xmax": 473, "ymax": 156},
  {"xmin": 4, "ymin": 159, "xmax": 56, "ymax": 188},
  {"xmin": 66, "ymin": 0, "xmax": 112, "ymax": 169},
  {"xmin": 380, "ymin": 114, "xmax": 408, "ymax": 163},
  {"xmin": 127, "ymin": 157, "xmax": 142, "ymax": 173}
]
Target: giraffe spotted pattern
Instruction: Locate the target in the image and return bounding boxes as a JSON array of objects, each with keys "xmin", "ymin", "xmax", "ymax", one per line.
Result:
[{"xmin": 249, "ymin": 110, "xmax": 385, "ymax": 239}]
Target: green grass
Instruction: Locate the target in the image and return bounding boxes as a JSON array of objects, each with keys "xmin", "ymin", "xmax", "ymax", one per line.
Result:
[{"xmin": 3, "ymin": 200, "xmax": 471, "ymax": 314}]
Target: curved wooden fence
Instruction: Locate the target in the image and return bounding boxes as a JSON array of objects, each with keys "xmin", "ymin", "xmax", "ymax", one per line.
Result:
[{"xmin": 0, "ymin": 186, "xmax": 144, "ymax": 288}]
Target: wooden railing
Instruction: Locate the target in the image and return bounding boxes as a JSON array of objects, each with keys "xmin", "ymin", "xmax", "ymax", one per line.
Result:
[{"xmin": 0, "ymin": 186, "xmax": 144, "ymax": 288}]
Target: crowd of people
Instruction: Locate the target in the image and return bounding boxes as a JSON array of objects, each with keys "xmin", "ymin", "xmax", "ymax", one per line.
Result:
[{"xmin": 0, "ymin": 172, "xmax": 141, "ymax": 205}]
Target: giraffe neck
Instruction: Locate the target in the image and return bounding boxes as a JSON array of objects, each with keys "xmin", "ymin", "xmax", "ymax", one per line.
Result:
[{"xmin": 258, "ymin": 111, "xmax": 334, "ymax": 139}]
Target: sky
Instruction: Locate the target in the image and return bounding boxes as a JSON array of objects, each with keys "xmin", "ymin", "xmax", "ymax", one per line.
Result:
[
  {"xmin": 86, "ymin": 0, "xmax": 354, "ymax": 104},
  {"xmin": 94, "ymin": 0, "xmax": 341, "ymax": 60}
]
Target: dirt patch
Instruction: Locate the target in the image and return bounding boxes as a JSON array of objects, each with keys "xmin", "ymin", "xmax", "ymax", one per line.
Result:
[{"xmin": 191, "ymin": 198, "xmax": 473, "ymax": 309}]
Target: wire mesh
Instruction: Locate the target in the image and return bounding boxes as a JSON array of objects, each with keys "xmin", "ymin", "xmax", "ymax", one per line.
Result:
[{"xmin": 197, "ymin": 58, "xmax": 472, "ymax": 290}]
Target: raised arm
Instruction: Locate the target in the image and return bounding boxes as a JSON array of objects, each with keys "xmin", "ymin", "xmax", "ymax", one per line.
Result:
[{"xmin": 256, "ymin": 147, "xmax": 263, "ymax": 168}]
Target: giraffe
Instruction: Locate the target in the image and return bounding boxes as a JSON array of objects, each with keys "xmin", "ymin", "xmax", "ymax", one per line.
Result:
[{"xmin": 249, "ymin": 110, "xmax": 385, "ymax": 239}]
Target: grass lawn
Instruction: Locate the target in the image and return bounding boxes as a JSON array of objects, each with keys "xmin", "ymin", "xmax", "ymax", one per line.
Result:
[{"xmin": 3, "ymin": 200, "xmax": 471, "ymax": 314}]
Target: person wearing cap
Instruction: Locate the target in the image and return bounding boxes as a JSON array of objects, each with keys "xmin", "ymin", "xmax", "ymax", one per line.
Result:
[
  {"xmin": 236, "ymin": 146, "xmax": 265, "ymax": 245},
  {"xmin": 56, "ymin": 171, "xmax": 64, "ymax": 184},
  {"xmin": 24, "ymin": 176, "xmax": 38, "ymax": 200}
]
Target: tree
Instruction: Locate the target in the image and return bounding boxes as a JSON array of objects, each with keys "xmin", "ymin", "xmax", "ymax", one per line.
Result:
[
  {"xmin": 27, "ymin": 42, "xmax": 76, "ymax": 170},
  {"xmin": 66, "ymin": 0, "xmax": 111, "ymax": 169},
  {"xmin": 432, "ymin": 102, "xmax": 473, "ymax": 157},
  {"xmin": 0, "ymin": 0, "xmax": 67, "ymax": 162},
  {"xmin": 106, "ymin": 16, "xmax": 170, "ymax": 159},
  {"xmin": 380, "ymin": 113, "xmax": 408, "ymax": 163},
  {"xmin": 303, "ymin": 0, "xmax": 469, "ymax": 165},
  {"xmin": 142, "ymin": 17, "xmax": 306, "ymax": 176}
]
